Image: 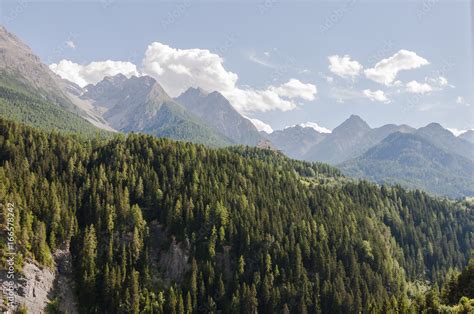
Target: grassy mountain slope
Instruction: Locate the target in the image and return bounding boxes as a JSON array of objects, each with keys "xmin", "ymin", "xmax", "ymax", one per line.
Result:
[
  {"xmin": 0, "ymin": 84, "xmax": 106, "ymax": 137},
  {"xmin": 340, "ymin": 132, "xmax": 474, "ymax": 198}
]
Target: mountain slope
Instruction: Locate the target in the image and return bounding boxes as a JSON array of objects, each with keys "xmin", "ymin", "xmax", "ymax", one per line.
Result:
[
  {"xmin": 82, "ymin": 75, "xmax": 233, "ymax": 147},
  {"xmin": 0, "ymin": 25, "xmax": 74, "ymax": 109},
  {"xmin": 0, "ymin": 25, "xmax": 107, "ymax": 136},
  {"xmin": 176, "ymin": 87, "xmax": 262, "ymax": 145},
  {"xmin": 415, "ymin": 123, "xmax": 474, "ymax": 162},
  {"xmin": 459, "ymin": 130, "xmax": 474, "ymax": 144},
  {"xmin": 1, "ymin": 118, "xmax": 472, "ymax": 313},
  {"xmin": 303, "ymin": 115, "xmax": 413, "ymax": 164},
  {"xmin": 340, "ymin": 132, "xmax": 474, "ymax": 198},
  {"xmin": 264, "ymin": 125, "xmax": 327, "ymax": 159}
]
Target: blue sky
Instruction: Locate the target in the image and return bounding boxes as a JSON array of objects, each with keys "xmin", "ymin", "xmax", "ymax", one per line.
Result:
[{"xmin": 1, "ymin": 0, "xmax": 473, "ymax": 132}]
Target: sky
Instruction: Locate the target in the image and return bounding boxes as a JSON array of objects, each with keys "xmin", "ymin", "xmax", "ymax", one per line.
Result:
[{"xmin": 1, "ymin": 0, "xmax": 473, "ymax": 133}]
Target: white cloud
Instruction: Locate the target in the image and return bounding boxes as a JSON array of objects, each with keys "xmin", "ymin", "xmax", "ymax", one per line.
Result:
[
  {"xmin": 287, "ymin": 122, "xmax": 331, "ymax": 133},
  {"xmin": 425, "ymin": 76, "xmax": 452, "ymax": 90},
  {"xmin": 51, "ymin": 42, "xmax": 317, "ymax": 113},
  {"xmin": 142, "ymin": 42, "xmax": 238, "ymax": 96},
  {"xmin": 268, "ymin": 79, "xmax": 317, "ymax": 101},
  {"xmin": 223, "ymin": 83, "xmax": 312, "ymax": 113},
  {"xmin": 49, "ymin": 60, "xmax": 140, "ymax": 87},
  {"xmin": 406, "ymin": 80, "xmax": 433, "ymax": 94},
  {"xmin": 363, "ymin": 89, "xmax": 390, "ymax": 104},
  {"xmin": 66, "ymin": 40, "xmax": 76, "ymax": 49},
  {"xmin": 436, "ymin": 76, "xmax": 448, "ymax": 87},
  {"xmin": 247, "ymin": 118, "xmax": 273, "ymax": 133},
  {"xmin": 142, "ymin": 42, "xmax": 317, "ymax": 113},
  {"xmin": 456, "ymin": 96, "xmax": 470, "ymax": 106},
  {"xmin": 364, "ymin": 49, "xmax": 429, "ymax": 85},
  {"xmin": 328, "ymin": 55, "xmax": 362, "ymax": 78}
]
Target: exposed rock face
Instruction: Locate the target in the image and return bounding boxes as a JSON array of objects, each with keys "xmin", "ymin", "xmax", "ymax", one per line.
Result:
[
  {"xmin": 148, "ymin": 221, "xmax": 190, "ymax": 285},
  {"xmin": 159, "ymin": 238, "xmax": 190, "ymax": 283},
  {"xmin": 79, "ymin": 75, "xmax": 233, "ymax": 147},
  {"xmin": 0, "ymin": 260, "xmax": 55, "ymax": 313},
  {"xmin": 176, "ymin": 87, "xmax": 262, "ymax": 145},
  {"xmin": 54, "ymin": 249, "xmax": 78, "ymax": 314},
  {"xmin": 0, "ymin": 249, "xmax": 78, "ymax": 314}
]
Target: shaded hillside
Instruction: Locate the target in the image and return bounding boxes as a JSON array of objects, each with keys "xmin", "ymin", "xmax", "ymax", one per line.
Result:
[{"xmin": 340, "ymin": 132, "xmax": 474, "ymax": 198}]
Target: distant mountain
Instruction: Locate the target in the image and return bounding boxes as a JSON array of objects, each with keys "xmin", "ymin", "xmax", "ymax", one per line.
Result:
[
  {"xmin": 303, "ymin": 115, "xmax": 413, "ymax": 164},
  {"xmin": 266, "ymin": 115, "xmax": 474, "ymax": 197},
  {"xmin": 264, "ymin": 125, "xmax": 327, "ymax": 159},
  {"xmin": 82, "ymin": 75, "xmax": 233, "ymax": 147},
  {"xmin": 0, "ymin": 25, "xmax": 105, "ymax": 136},
  {"xmin": 176, "ymin": 87, "xmax": 262, "ymax": 145},
  {"xmin": 415, "ymin": 123, "xmax": 474, "ymax": 162},
  {"xmin": 459, "ymin": 130, "xmax": 474, "ymax": 144},
  {"xmin": 340, "ymin": 132, "xmax": 474, "ymax": 198},
  {"xmin": 303, "ymin": 115, "xmax": 371, "ymax": 163}
]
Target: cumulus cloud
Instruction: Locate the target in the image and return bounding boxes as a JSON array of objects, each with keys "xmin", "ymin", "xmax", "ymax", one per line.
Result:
[
  {"xmin": 328, "ymin": 55, "xmax": 363, "ymax": 78},
  {"xmin": 247, "ymin": 118, "xmax": 273, "ymax": 133},
  {"xmin": 50, "ymin": 42, "xmax": 317, "ymax": 113},
  {"xmin": 142, "ymin": 42, "xmax": 238, "ymax": 96},
  {"xmin": 268, "ymin": 79, "xmax": 317, "ymax": 101},
  {"xmin": 286, "ymin": 122, "xmax": 332, "ymax": 133},
  {"xmin": 223, "ymin": 83, "xmax": 311, "ymax": 113},
  {"xmin": 406, "ymin": 80, "xmax": 432, "ymax": 94},
  {"xmin": 49, "ymin": 60, "xmax": 140, "ymax": 87},
  {"xmin": 142, "ymin": 42, "xmax": 317, "ymax": 113},
  {"xmin": 364, "ymin": 50, "xmax": 429, "ymax": 85},
  {"xmin": 363, "ymin": 89, "xmax": 390, "ymax": 104}
]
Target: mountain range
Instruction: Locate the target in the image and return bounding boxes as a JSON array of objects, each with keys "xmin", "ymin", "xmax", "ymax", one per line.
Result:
[
  {"xmin": 265, "ymin": 118, "xmax": 474, "ymax": 198},
  {"xmin": 0, "ymin": 24, "xmax": 472, "ymax": 198}
]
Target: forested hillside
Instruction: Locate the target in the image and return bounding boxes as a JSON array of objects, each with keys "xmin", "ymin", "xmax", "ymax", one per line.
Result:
[
  {"xmin": 0, "ymin": 84, "xmax": 107, "ymax": 137},
  {"xmin": 0, "ymin": 118, "xmax": 472, "ymax": 313}
]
